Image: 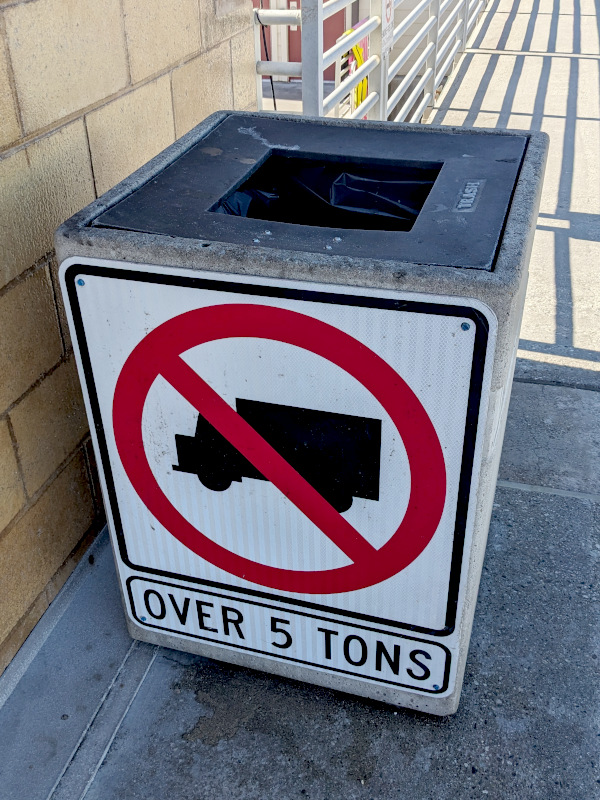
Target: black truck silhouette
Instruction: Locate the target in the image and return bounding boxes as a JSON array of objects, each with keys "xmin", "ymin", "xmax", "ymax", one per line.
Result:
[{"xmin": 173, "ymin": 399, "xmax": 381, "ymax": 513}]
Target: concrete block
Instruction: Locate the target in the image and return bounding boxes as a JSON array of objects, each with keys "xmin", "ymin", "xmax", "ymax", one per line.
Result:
[
  {"xmin": 198, "ymin": 0, "xmax": 253, "ymax": 51},
  {"xmin": 172, "ymin": 44, "xmax": 233, "ymax": 137},
  {"xmin": 86, "ymin": 76, "xmax": 175, "ymax": 195},
  {"xmin": 123, "ymin": 0, "xmax": 201, "ymax": 83},
  {"xmin": 0, "ymin": 33, "xmax": 20, "ymax": 149},
  {"xmin": 4, "ymin": 0, "xmax": 128, "ymax": 133},
  {"xmin": 10, "ymin": 357, "xmax": 88, "ymax": 496},
  {"xmin": 0, "ymin": 120, "xmax": 95, "ymax": 290},
  {"xmin": 0, "ymin": 420, "xmax": 25, "ymax": 531},
  {"xmin": 0, "ymin": 496, "xmax": 98, "ymax": 676},
  {"xmin": 0, "ymin": 153, "xmax": 29, "ymax": 283},
  {"xmin": 55, "ymin": 112, "xmax": 548, "ymax": 715},
  {"xmin": 0, "ymin": 267, "xmax": 62, "ymax": 413},
  {"xmin": 231, "ymin": 28, "xmax": 257, "ymax": 111},
  {"xmin": 0, "ymin": 585, "xmax": 49, "ymax": 677},
  {"xmin": 0, "ymin": 452, "xmax": 94, "ymax": 644}
]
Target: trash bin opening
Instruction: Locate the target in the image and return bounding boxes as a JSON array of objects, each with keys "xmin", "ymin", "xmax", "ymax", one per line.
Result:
[{"xmin": 211, "ymin": 152, "xmax": 443, "ymax": 231}]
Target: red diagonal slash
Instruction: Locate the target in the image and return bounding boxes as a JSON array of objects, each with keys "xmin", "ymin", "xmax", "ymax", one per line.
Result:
[
  {"xmin": 113, "ymin": 303, "xmax": 446, "ymax": 594},
  {"xmin": 161, "ymin": 356, "xmax": 377, "ymax": 564}
]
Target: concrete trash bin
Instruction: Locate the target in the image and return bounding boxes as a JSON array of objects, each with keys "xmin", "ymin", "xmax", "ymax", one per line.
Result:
[{"xmin": 56, "ymin": 112, "xmax": 547, "ymax": 715}]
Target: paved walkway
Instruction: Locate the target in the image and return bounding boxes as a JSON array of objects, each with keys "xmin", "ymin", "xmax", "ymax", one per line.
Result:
[
  {"xmin": 1, "ymin": 2, "xmax": 599, "ymax": 798},
  {"xmin": 431, "ymin": 0, "xmax": 600, "ymax": 389}
]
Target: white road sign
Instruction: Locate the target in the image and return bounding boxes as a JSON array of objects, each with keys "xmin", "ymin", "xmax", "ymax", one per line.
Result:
[
  {"xmin": 61, "ymin": 257, "xmax": 496, "ymax": 702},
  {"xmin": 381, "ymin": 0, "xmax": 395, "ymax": 54}
]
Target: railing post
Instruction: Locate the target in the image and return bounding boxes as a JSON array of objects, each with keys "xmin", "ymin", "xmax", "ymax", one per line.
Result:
[
  {"xmin": 459, "ymin": 0, "xmax": 469, "ymax": 57},
  {"xmin": 254, "ymin": 10, "xmax": 265, "ymax": 111},
  {"xmin": 272, "ymin": 0, "xmax": 291, "ymax": 80},
  {"xmin": 365, "ymin": 0, "xmax": 386, "ymax": 119},
  {"xmin": 424, "ymin": 0, "xmax": 441, "ymax": 117},
  {"xmin": 301, "ymin": 0, "xmax": 324, "ymax": 115}
]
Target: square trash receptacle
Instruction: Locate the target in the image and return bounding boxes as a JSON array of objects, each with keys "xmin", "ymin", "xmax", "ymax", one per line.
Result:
[{"xmin": 56, "ymin": 112, "xmax": 547, "ymax": 715}]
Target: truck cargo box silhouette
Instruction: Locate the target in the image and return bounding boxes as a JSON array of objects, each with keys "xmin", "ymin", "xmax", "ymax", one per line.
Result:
[{"xmin": 173, "ymin": 399, "xmax": 382, "ymax": 513}]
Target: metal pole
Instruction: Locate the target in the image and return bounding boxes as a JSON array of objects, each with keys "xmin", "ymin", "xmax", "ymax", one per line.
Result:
[
  {"xmin": 423, "ymin": 0, "xmax": 441, "ymax": 118},
  {"xmin": 301, "ymin": 0, "xmax": 324, "ymax": 115},
  {"xmin": 460, "ymin": 0, "xmax": 469, "ymax": 57},
  {"xmin": 254, "ymin": 11, "xmax": 265, "ymax": 111},
  {"xmin": 365, "ymin": 0, "xmax": 384, "ymax": 119},
  {"xmin": 272, "ymin": 0, "xmax": 291, "ymax": 80}
]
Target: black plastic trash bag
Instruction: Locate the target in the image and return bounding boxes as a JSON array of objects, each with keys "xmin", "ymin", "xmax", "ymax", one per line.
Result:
[{"xmin": 213, "ymin": 154, "xmax": 441, "ymax": 231}]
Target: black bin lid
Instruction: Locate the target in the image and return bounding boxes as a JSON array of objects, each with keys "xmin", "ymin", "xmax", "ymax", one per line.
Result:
[{"xmin": 92, "ymin": 114, "xmax": 528, "ymax": 271}]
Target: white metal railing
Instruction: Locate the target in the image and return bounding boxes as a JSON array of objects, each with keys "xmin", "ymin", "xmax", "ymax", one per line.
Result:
[
  {"xmin": 254, "ymin": 0, "xmax": 489, "ymax": 121},
  {"xmin": 323, "ymin": 53, "xmax": 379, "ymax": 114}
]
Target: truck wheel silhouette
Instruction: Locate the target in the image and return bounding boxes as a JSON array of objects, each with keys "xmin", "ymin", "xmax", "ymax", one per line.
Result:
[
  {"xmin": 328, "ymin": 493, "xmax": 353, "ymax": 513},
  {"xmin": 197, "ymin": 472, "xmax": 232, "ymax": 492},
  {"xmin": 316, "ymin": 484, "xmax": 353, "ymax": 513}
]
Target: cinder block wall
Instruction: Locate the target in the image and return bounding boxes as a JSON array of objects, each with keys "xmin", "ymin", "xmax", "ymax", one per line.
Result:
[{"xmin": 0, "ymin": 0, "xmax": 256, "ymax": 675}]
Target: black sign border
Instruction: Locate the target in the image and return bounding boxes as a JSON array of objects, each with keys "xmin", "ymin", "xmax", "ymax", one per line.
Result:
[
  {"xmin": 126, "ymin": 575, "xmax": 452, "ymax": 694},
  {"xmin": 65, "ymin": 262, "xmax": 490, "ymax": 637}
]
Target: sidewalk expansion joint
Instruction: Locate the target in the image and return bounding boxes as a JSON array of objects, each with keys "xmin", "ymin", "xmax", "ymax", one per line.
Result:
[
  {"xmin": 46, "ymin": 641, "xmax": 158, "ymax": 800},
  {"xmin": 496, "ymin": 479, "xmax": 600, "ymax": 503},
  {"xmin": 513, "ymin": 377, "xmax": 600, "ymax": 393}
]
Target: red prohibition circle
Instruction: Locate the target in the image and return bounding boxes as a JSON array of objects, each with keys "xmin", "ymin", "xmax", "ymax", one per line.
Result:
[{"xmin": 113, "ymin": 303, "xmax": 446, "ymax": 594}]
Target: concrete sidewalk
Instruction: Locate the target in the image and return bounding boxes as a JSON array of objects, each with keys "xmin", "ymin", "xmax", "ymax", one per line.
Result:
[{"xmin": 1, "ymin": 0, "xmax": 599, "ymax": 797}]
